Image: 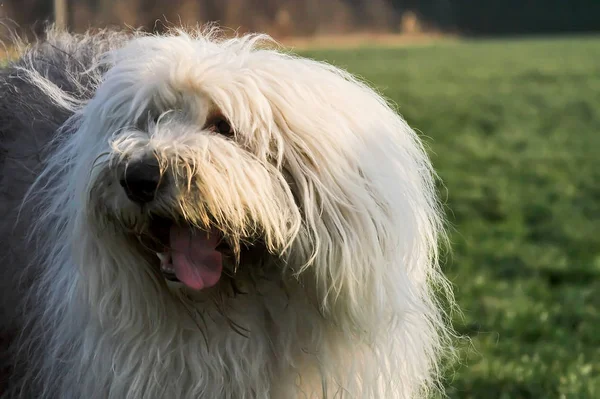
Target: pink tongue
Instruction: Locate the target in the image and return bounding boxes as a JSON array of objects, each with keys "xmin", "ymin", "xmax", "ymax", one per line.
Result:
[{"xmin": 169, "ymin": 226, "xmax": 223, "ymax": 290}]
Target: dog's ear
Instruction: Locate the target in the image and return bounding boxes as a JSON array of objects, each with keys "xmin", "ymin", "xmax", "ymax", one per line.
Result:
[
  {"xmin": 280, "ymin": 116, "xmax": 451, "ymax": 392},
  {"xmin": 273, "ymin": 80, "xmax": 452, "ymax": 367},
  {"xmin": 246, "ymin": 53, "xmax": 452, "ymax": 389}
]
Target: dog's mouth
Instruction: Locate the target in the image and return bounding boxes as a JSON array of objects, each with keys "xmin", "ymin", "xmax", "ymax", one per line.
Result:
[{"xmin": 144, "ymin": 216, "xmax": 234, "ymax": 290}]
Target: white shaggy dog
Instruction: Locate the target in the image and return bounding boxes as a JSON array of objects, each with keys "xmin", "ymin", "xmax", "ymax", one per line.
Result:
[{"xmin": 0, "ymin": 27, "xmax": 452, "ymax": 398}]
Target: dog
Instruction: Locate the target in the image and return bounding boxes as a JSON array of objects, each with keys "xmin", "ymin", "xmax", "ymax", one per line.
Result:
[{"xmin": 0, "ymin": 26, "xmax": 453, "ymax": 398}]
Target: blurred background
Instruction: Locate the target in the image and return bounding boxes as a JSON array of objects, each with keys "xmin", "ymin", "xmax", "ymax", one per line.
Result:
[
  {"xmin": 2, "ymin": 1, "xmax": 600, "ymax": 398},
  {"xmin": 2, "ymin": 0, "xmax": 600, "ymax": 40}
]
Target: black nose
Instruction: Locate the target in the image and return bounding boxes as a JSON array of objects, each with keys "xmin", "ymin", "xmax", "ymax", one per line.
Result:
[{"xmin": 119, "ymin": 156, "xmax": 162, "ymax": 204}]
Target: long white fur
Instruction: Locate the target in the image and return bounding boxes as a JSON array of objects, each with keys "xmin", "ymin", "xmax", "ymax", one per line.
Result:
[{"xmin": 10, "ymin": 27, "xmax": 453, "ymax": 398}]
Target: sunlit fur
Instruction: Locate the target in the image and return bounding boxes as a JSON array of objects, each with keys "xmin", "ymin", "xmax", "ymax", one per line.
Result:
[{"xmin": 0, "ymin": 26, "xmax": 453, "ymax": 398}]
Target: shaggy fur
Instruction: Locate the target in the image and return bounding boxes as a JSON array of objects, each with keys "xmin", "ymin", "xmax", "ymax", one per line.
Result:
[{"xmin": 0, "ymin": 26, "xmax": 453, "ymax": 398}]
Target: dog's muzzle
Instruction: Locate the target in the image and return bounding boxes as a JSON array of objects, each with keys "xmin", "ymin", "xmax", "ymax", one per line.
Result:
[
  {"xmin": 119, "ymin": 155, "xmax": 162, "ymax": 204},
  {"xmin": 117, "ymin": 155, "xmax": 234, "ymax": 291}
]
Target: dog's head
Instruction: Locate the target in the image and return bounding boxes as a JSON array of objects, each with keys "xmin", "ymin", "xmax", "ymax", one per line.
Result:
[{"xmin": 51, "ymin": 29, "xmax": 445, "ymax": 334}]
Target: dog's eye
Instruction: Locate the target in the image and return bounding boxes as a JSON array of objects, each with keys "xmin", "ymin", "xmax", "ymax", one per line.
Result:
[{"xmin": 213, "ymin": 118, "xmax": 233, "ymax": 136}]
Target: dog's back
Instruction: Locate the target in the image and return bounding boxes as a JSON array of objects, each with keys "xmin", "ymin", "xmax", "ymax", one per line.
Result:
[{"xmin": 0, "ymin": 28, "xmax": 129, "ymax": 396}]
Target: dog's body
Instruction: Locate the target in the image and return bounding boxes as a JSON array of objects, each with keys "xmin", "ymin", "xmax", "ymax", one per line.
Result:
[{"xmin": 0, "ymin": 28, "xmax": 452, "ymax": 398}]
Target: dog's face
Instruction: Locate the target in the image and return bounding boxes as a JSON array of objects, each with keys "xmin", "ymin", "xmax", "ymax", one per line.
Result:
[
  {"xmin": 97, "ymin": 101, "xmax": 301, "ymax": 292},
  {"xmin": 64, "ymin": 30, "xmax": 441, "ymax": 326},
  {"xmin": 79, "ymin": 34, "xmax": 310, "ymax": 294}
]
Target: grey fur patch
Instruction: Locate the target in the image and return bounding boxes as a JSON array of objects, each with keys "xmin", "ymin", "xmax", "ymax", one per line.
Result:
[{"xmin": 0, "ymin": 27, "xmax": 132, "ymax": 397}]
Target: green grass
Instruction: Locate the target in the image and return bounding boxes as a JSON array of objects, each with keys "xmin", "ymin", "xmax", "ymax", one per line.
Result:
[{"xmin": 302, "ymin": 37, "xmax": 600, "ymax": 398}]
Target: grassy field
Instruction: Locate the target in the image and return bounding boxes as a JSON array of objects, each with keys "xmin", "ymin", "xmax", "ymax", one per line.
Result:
[{"xmin": 302, "ymin": 37, "xmax": 600, "ymax": 398}]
